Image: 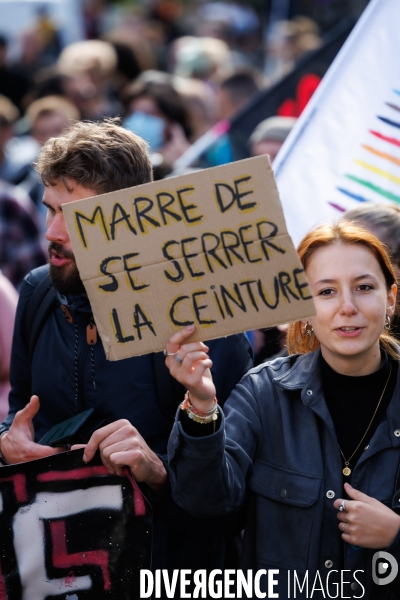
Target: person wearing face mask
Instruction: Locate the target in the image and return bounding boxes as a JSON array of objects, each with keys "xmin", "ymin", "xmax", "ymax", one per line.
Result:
[
  {"xmin": 165, "ymin": 220, "xmax": 400, "ymax": 599},
  {"xmin": 122, "ymin": 77, "xmax": 192, "ymax": 177}
]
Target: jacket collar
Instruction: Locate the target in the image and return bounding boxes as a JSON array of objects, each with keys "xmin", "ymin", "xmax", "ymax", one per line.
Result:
[
  {"xmin": 272, "ymin": 348, "xmax": 321, "ymax": 392},
  {"xmin": 273, "ymin": 347, "xmax": 400, "ymax": 448},
  {"xmin": 57, "ymin": 290, "xmax": 92, "ymax": 314},
  {"xmin": 386, "ymin": 365, "xmax": 400, "ymax": 448}
]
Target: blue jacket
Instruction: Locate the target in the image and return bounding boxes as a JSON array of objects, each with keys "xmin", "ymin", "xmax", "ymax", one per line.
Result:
[
  {"xmin": 168, "ymin": 349, "xmax": 400, "ymax": 599},
  {"xmin": 3, "ymin": 265, "xmax": 253, "ymax": 572}
]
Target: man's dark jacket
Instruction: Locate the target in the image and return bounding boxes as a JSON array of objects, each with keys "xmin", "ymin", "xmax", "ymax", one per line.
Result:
[{"xmin": 2, "ymin": 265, "xmax": 253, "ymax": 572}]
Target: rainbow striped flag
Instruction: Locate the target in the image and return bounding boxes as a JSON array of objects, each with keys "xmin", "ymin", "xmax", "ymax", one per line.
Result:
[{"xmin": 274, "ymin": 0, "xmax": 400, "ymax": 246}]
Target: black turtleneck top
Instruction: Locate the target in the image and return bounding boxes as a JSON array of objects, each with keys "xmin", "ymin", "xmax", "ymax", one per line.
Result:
[{"xmin": 321, "ymin": 351, "xmax": 398, "ymax": 479}]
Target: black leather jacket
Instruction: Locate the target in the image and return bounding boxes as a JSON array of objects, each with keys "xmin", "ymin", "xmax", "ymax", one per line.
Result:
[{"xmin": 169, "ymin": 349, "xmax": 400, "ymax": 599}]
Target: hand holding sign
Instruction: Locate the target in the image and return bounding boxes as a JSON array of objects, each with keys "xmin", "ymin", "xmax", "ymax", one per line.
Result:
[
  {"xmin": 165, "ymin": 325, "xmax": 216, "ymax": 412},
  {"xmin": 0, "ymin": 396, "xmax": 64, "ymax": 464}
]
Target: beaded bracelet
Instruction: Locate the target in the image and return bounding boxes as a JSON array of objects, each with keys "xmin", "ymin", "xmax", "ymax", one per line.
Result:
[{"xmin": 180, "ymin": 391, "xmax": 219, "ymax": 424}]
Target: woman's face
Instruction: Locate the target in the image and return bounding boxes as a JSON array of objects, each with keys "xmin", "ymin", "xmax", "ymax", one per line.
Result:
[{"xmin": 306, "ymin": 243, "xmax": 397, "ymax": 374}]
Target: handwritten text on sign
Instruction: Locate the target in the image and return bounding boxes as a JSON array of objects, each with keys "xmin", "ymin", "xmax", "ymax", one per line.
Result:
[{"xmin": 63, "ymin": 156, "xmax": 315, "ymax": 359}]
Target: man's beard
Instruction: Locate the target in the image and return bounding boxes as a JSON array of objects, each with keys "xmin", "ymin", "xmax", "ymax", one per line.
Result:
[{"xmin": 48, "ymin": 242, "xmax": 86, "ymax": 296}]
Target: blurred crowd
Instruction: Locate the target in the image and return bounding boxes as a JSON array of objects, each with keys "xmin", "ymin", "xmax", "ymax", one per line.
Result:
[{"xmin": 0, "ymin": 0, "xmax": 374, "ymax": 418}]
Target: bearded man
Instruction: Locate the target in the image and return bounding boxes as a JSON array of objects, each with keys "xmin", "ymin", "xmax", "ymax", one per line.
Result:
[{"xmin": 0, "ymin": 119, "xmax": 252, "ymax": 575}]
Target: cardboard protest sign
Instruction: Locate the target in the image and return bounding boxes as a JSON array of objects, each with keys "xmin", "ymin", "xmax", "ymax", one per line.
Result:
[
  {"xmin": 63, "ymin": 156, "xmax": 315, "ymax": 360},
  {"xmin": 0, "ymin": 450, "xmax": 151, "ymax": 599}
]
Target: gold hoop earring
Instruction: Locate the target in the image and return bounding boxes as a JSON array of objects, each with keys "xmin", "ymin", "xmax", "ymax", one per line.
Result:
[
  {"xmin": 304, "ymin": 322, "xmax": 314, "ymax": 337},
  {"xmin": 384, "ymin": 315, "xmax": 391, "ymax": 331}
]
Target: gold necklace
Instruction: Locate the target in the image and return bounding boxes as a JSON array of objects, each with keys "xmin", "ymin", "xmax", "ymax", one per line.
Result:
[{"xmin": 338, "ymin": 363, "xmax": 392, "ymax": 476}]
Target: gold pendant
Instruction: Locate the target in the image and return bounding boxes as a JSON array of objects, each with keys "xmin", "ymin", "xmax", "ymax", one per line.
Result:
[{"xmin": 343, "ymin": 466, "xmax": 351, "ymax": 476}]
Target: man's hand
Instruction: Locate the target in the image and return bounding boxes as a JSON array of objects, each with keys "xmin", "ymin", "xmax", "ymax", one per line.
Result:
[
  {"xmin": 334, "ymin": 482, "xmax": 400, "ymax": 549},
  {"xmin": 77, "ymin": 420, "xmax": 167, "ymax": 493},
  {"xmin": 0, "ymin": 395, "xmax": 64, "ymax": 464}
]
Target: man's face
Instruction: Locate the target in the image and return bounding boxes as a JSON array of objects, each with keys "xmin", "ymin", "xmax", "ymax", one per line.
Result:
[{"xmin": 43, "ymin": 178, "xmax": 98, "ymax": 295}]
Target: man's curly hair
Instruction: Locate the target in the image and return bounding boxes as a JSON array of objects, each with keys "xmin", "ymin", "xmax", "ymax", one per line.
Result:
[{"xmin": 36, "ymin": 118, "xmax": 153, "ymax": 193}]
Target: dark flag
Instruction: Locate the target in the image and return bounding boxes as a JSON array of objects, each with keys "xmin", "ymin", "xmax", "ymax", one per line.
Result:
[
  {"xmin": 0, "ymin": 450, "xmax": 151, "ymax": 599},
  {"xmin": 228, "ymin": 16, "xmax": 356, "ymax": 161}
]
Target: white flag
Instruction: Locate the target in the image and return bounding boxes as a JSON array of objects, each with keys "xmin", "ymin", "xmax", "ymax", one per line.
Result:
[{"xmin": 274, "ymin": 0, "xmax": 400, "ymax": 246}]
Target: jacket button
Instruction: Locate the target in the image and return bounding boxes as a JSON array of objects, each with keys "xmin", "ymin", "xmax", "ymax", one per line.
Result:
[
  {"xmin": 306, "ymin": 389, "xmax": 313, "ymax": 396},
  {"xmin": 325, "ymin": 560, "xmax": 333, "ymax": 569},
  {"xmin": 326, "ymin": 490, "xmax": 335, "ymax": 499},
  {"xmin": 395, "ymin": 430, "xmax": 400, "ymax": 437},
  {"xmin": 351, "ymin": 582, "xmax": 359, "ymax": 591},
  {"xmin": 280, "ymin": 489, "xmax": 287, "ymax": 498}
]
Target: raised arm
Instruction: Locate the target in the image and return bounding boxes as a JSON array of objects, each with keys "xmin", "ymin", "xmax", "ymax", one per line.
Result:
[
  {"xmin": 165, "ymin": 325, "xmax": 263, "ymax": 518},
  {"xmin": 164, "ymin": 324, "xmax": 217, "ymax": 412}
]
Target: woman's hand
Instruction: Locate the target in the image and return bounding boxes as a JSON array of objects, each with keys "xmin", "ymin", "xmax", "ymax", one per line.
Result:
[
  {"xmin": 164, "ymin": 325, "xmax": 216, "ymax": 411},
  {"xmin": 334, "ymin": 482, "xmax": 400, "ymax": 549}
]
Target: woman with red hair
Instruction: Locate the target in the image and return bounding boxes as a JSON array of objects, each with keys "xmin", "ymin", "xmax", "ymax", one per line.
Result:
[{"xmin": 165, "ymin": 220, "xmax": 400, "ymax": 599}]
